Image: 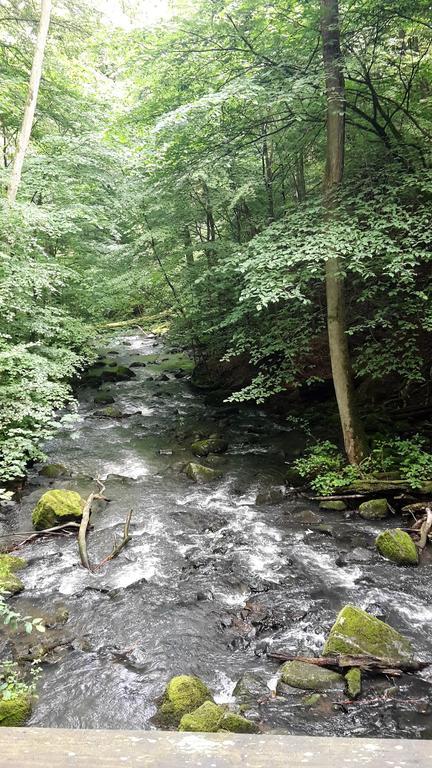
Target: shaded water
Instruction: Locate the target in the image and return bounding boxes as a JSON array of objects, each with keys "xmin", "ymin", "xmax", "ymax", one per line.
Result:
[{"xmin": 3, "ymin": 333, "xmax": 432, "ymax": 736}]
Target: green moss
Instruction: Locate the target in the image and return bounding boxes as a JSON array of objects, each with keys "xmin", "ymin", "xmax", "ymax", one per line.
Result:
[
  {"xmin": 319, "ymin": 500, "xmax": 347, "ymax": 511},
  {"xmin": 32, "ymin": 490, "xmax": 85, "ymax": 531},
  {"xmin": 179, "ymin": 702, "xmax": 258, "ymax": 733},
  {"xmin": 191, "ymin": 438, "xmax": 228, "ymax": 458},
  {"xmin": 345, "ymin": 668, "xmax": 362, "ymax": 699},
  {"xmin": 98, "ymin": 406, "xmax": 124, "ymax": 418},
  {"xmin": 185, "ymin": 463, "xmax": 222, "ymax": 483},
  {"xmin": 358, "ymin": 499, "xmax": 389, "ymax": 519},
  {"xmin": 302, "ymin": 693, "xmax": 322, "ymax": 708},
  {"xmin": 0, "ymin": 555, "xmax": 27, "ymax": 595},
  {"xmin": 0, "ymin": 695, "xmax": 32, "ymax": 727},
  {"xmin": 280, "ymin": 660, "xmax": 345, "ymax": 691},
  {"xmin": 38, "ymin": 463, "xmax": 69, "ymax": 479},
  {"xmin": 376, "ymin": 529, "xmax": 419, "ymax": 566},
  {"xmin": 158, "ymin": 675, "xmax": 213, "ymax": 727},
  {"xmin": 323, "ymin": 605, "xmax": 414, "ymax": 664}
]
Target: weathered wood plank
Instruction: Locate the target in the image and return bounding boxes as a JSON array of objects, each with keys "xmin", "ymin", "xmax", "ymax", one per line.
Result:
[{"xmin": 0, "ymin": 729, "xmax": 431, "ymax": 768}]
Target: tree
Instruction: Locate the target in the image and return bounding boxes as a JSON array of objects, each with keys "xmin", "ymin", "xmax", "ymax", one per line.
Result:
[
  {"xmin": 320, "ymin": 0, "xmax": 367, "ymax": 464},
  {"xmin": 7, "ymin": 0, "xmax": 52, "ymax": 204}
]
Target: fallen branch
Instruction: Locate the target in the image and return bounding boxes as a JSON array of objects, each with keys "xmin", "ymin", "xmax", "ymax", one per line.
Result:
[
  {"xmin": 78, "ymin": 479, "xmax": 106, "ymax": 572},
  {"xmin": 94, "ymin": 510, "xmax": 133, "ymax": 571},
  {"xmin": 266, "ymin": 651, "xmax": 430, "ymax": 674},
  {"xmin": 1, "ymin": 522, "xmax": 82, "ymax": 552},
  {"xmin": 417, "ymin": 507, "xmax": 432, "ymax": 550}
]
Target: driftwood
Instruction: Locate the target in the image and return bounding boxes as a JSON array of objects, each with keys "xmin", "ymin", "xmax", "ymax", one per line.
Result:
[
  {"xmin": 78, "ymin": 479, "xmax": 106, "ymax": 571},
  {"xmin": 266, "ymin": 651, "xmax": 430, "ymax": 675},
  {"xmin": 1, "ymin": 522, "xmax": 82, "ymax": 553},
  {"xmin": 93, "ymin": 510, "xmax": 133, "ymax": 571},
  {"xmin": 417, "ymin": 507, "xmax": 432, "ymax": 550}
]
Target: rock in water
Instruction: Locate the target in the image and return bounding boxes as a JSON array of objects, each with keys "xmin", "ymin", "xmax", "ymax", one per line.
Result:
[
  {"xmin": 157, "ymin": 675, "xmax": 213, "ymax": 727},
  {"xmin": 32, "ymin": 490, "xmax": 85, "ymax": 530},
  {"xmin": 185, "ymin": 463, "xmax": 222, "ymax": 483},
  {"xmin": 319, "ymin": 500, "xmax": 347, "ymax": 511},
  {"xmin": 0, "ymin": 695, "xmax": 31, "ymax": 727},
  {"xmin": 279, "ymin": 660, "xmax": 345, "ymax": 691},
  {"xmin": 323, "ymin": 605, "xmax": 414, "ymax": 664},
  {"xmin": 359, "ymin": 498, "xmax": 389, "ymax": 519},
  {"xmin": 191, "ymin": 438, "xmax": 228, "ymax": 457},
  {"xmin": 179, "ymin": 701, "xmax": 258, "ymax": 733},
  {"xmin": 38, "ymin": 463, "xmax": 70, "ymax": 479},
  {"xmin": 0, "ymin": 554, "xmax": 27, "ymax": 595},
  {"xmin": 375, "ymin": 528, "xmax": 419, "ymax": 566}
]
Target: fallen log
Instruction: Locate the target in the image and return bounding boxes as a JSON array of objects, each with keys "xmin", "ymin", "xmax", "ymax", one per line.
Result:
[
  {"xmin": 417, "ymin": 508, "xmax": 432, "ymax": 550},
  {"xmin": 78, "ymin": 479, "xmax": 106, "ymax": 572},
  {"xmin": 266, "ymin": 652, "xmax": 430, "ymax": 674}
]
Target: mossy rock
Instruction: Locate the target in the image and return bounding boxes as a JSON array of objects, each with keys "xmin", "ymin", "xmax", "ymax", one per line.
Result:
[
  {"xmin": 179, "ymin": 701, "xmax": 258, "ymax": 733},
  {"xmin": 158, "ymin": 675, "xmax": 213, "ymax": 727},
  {"xmin": 85, "ymin": 365, "xmax": 136, "ymax": 384},
  {"xmin": 302, "ymin": 693, "xmax": 322, "ymax": 708},
  {"xmin": 345, "ymin": 668, "xmax": 361, "ymax": 699},
  {"xmin": 185, "ymin": 463, "xmax": 222, "ymax": 483},
  {"xmin": 94, "ymin": 392, "xmax": 115, "ymax": 405},
  {"xmin": 0, "ymin": 555, "xmax": 27, "ymax": 595},
  {"xmin": 32, "ymin": 490, "xmax": 85, "ymax": 531},
  {"xmin": 319, "ymin": 500, "xmax": 347, "ymax": 511},
  {"xmin": 191, "ymin": 438, "xmax": 229, "ymax": 458},
  {"xmin": 280, "ymin": 660, "xmax": 345, "ymax": 692},
  {"xmin": 359, "ymin": 498, "xmax": 389, "ymax": 520},
  {"xmin": 0, "ymin": 695, "xmax": 32, "ymax": 727},
  {"xmin": 38, "ymin": 463, "xmax": 70, "ymax": 479},
  {"xmin": 323, "ymin": 605, "xmax": 414, "ymax": 664},
  {"xmin": 98, "ymin": 406, "xmax": 124, "ymax": 418},
  {"xmin": 375, "ymin": 529, "xmax": 419, "ymax": 566}
]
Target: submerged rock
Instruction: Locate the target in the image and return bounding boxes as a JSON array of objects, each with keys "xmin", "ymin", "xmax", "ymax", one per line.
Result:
[
  {"xmin": 0, "ymin": 554, "xmax": 27, "ymax": 595},
  {"xmin": 94, "ymin": 392, "xmax": 115, "ymax": 405},
  {"xmin": 375, "ymin": 529, "xmax": 419, "ymax": 566},
  {"xmin": 38, "ymin": 463, "xmax": 70, "ymax": 479},
  {"xmin": 179, "ymin": 701, "xmax": 258, "ymax": 733},
  {"xmin": 279, "ymin": 660, "xmax": 345, "ymax": 692},
  {"xmin": 0, "ymin": 695, "xmax": 31, "ymax": 727},
  {"xmin": 323, "ymin": 605, "xmax": 414, "ymax": 664},
  {"xmin": 157, "ymin": 675, "xmax": 213, "ymax": 727},
  {"xmin": 319, "ymin": 500, "xmax": 347, "ymax": 511},
  {"xmin": 191, "ymin": 438, "xmax": 229, "ymax": 458},
  {"xmin": 358, "ymin": 498, "xmax": 389, "ymax": 520},
  {"xmin": 185, "ymin": 463, "xmax": 222, "ymax": 483},
  {"xmin": 32, "ymin": 490, "xmax": 85, "ymax": 531},
  {"xmin": 345, "ymin": 668, "xmax": 362, "ymax": 699}
]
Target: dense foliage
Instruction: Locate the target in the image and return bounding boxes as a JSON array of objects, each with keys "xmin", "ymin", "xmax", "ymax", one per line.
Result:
[{"xmin": 0, "ymin": 0, "xmax": 431, "ymax": 479}]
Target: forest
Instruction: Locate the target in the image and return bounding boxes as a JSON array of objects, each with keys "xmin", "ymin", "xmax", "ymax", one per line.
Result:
[{"xmin": 1, "ymin": 0, "xmax": 432, "ymax": 744}]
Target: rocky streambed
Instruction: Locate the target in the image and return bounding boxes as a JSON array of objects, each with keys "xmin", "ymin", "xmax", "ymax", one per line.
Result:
[{"xmin": 1, "ymin": 332, "xmax": 432, "ymax": 737}]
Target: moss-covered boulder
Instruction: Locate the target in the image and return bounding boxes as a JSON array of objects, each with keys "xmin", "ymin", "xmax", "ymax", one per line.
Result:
[
  {"xmin": 179, "ymin": 701, "xmax": 258, "ymax": 733},
  {"xmin": 0, "ymin": 695, "xmax": 31, "ymax": 727},
  {"xmin": 158, "ymin": 675, "xmax": 213, "ymax": 727},
  {"xmin": 375, "ymin": 529, "xmax": 419, "ymax": 566},
  {"xmin": 279, "ymin": 660, "xmax": 345, "ymax": 692},
  {"xmin": 319, "ymin": 500, "xmax": 347, "ymax": 511},
  {"xmin": 191, "ymin": 438, "xmax": 229, "ymax": 458},
  {"xmin": 32, "ymin": 490, "xmax": 85, "ymax": 531},
  {"xmin": 38, "ymin": 463, "xmax": 69, "ymax": 479},
  {"xmin": 345, "ymin": 668, "xmax": 361, "ymax": 699},
  {"xmin": 85, "ymin": 365, "xmax": 136, "ymax": 384},
  {"xmin": 98, "ymin": 406, "xmax": 124, "ymax": 418},
  {"xmin": 358, "ymin": 498, "xmax": 389, "ymax": 520},
  {"xmin": 0, "ymin": 555, "xmax": 27, "ymax": 595},
  {"xmin": 323, "ymin": 605, "xmax": 414, "ymax": 664},
  {"xmin": 185, "ymin": 463, "xmax": 222, "ymax": 483}
]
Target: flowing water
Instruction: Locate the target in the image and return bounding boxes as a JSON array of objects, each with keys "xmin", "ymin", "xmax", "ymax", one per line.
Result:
[{"xmin": 3, "ymin": 333, "xmax": 432, "ymax": 737}]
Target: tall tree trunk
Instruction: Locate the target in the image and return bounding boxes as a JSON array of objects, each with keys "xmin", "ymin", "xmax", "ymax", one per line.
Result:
[
  {"xmin": 262, "ymin": 128, "xmax": 275, "ymax": 222},
  {"xmin": 7, "ymin": 0, "xmax": 52, "ymax": 204},
  {"xmin": 321, "ymin": 0, "xmax": 367, "ymax": 464}
]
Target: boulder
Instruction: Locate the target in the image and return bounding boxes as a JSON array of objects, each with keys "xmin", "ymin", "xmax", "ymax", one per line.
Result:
[
  {"xmin": 98, "ymin": 406, "xmax": 124, "ymax": 419},
  {"xmin": 191, "ymin": 438, "xmax": 229, "ymax": 458},
  {"xmin": 32, "ymin": 490, "xmax": 85, "ymax": 531},
  {"xmin": 84, "ymin": 365, "xmax": 136, "ymax": 384},
  {"xmin": 323, "ymin": 605, "xmax": 414, "ymax": 665},
  {"xmin": 319, "ymin": 500, "xmax": 347, "ymax": 511},
  {"xmin": 375, "ymin": 529, "xmax": 418, "ymax": 566},
  {"xmin": 179, "ymin": 701, "xmax": 258, "ymax": 733},
  {"xmin": 359, "ymin": 498, "xmax": 389, "ymax": 520},
  {"xmin": 0, "ymin": 555, "xmax": 27, "ymax": 595},
  {"xmin": 279, "ymin": 660, "xmax": 345, "ymax": 692},
  {"xmin": 0, "ymin": 695, "xmax": 31, "ymax": 727},
  {"xmin": 345, "ymin": 668, "xmax": 361, "ymax": 699},
  {"xmin": 94, "ymin": 392, "xmax": 115, "ymax": 405},
  {"xmin": 185, "ymin": 463, "xmax": 222, "ymax": 483},
  {"xmin": 157, "ymin": 675, "xmax": 213, "ymax": 727},
  {"xmin": 38, "ymin": 464, "xmax": 70, "ymax": 479}
]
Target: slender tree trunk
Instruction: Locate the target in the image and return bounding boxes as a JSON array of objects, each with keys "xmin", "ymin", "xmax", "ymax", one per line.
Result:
[
  {"xmin": 294, "ymin": 152, "xmax": 306, "ymax": 203},
  {"xmin": 7, "ymin": 0, "xmax": 52, "ymax": 204},
  {"xmin": 262, "ymin": 128, "xmax": 275, "ymax": 221},
  {"xmin": 321, "ymin": 0, "xmax": 367, "ymax": 464}
]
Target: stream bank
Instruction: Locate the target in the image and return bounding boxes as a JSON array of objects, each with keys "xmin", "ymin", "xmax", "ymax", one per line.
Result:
[{"xmin": 2, "ymin": 332, "xmax": 432, "ymax": 737}]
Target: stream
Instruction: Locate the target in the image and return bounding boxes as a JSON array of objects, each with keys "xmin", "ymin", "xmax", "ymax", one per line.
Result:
[{"xmin": 3, "ymin": 333, "xmax": 432, "ymax": 737}]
